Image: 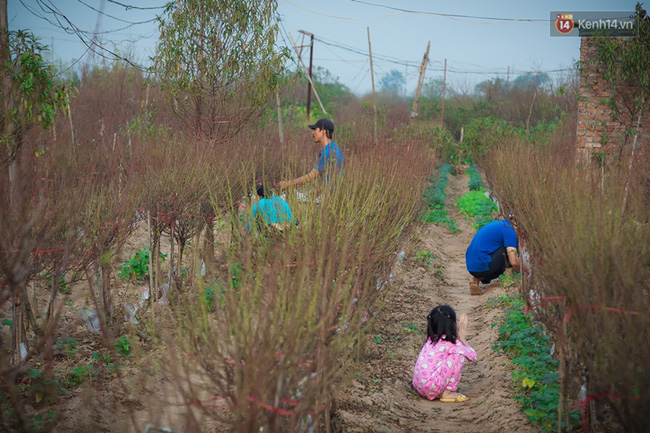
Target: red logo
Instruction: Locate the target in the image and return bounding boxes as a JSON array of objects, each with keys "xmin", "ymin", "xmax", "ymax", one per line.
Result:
[{"xmin": 556, "ymin": 14, "xmax": 574, "ymax": 34}]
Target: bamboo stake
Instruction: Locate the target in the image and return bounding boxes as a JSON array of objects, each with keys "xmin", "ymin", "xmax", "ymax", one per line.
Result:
[
  {"xmin": 169, "ymin": 220, "xmax": 175, "ymax": 291},
  {"xmin": 441, "ymin": 59, "xmax": 447, "ymax": 128},
  {"xmin": 67, "ymin": 104, "xmax": 75, "ymax": 145},
  {"xmin": 410, "ymin": 41, "xmax": 431, "ymax": 119},
  {"xmin": 276, "ymin": 90, "xmax": 284, "ymax": 145},
  {"xmin": 148, "ymin": 211, "xmax": 155, "ymax": 318}
]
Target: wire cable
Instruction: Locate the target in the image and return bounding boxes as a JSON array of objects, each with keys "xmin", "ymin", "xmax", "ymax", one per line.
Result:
[
  {"xmin": 106, "ymin": 0, "xmax": 166, "ymax": 10},
  {"xmin": 283, "ymin": 0, "xmax": 403, "ymax": 21},
  {"xmin": 76, "ymin": 0, "xmax": 158, "ymax": 25},
  {"xmin": 350, "ymin": 0, "xmax": 549, "ymax": 24}
]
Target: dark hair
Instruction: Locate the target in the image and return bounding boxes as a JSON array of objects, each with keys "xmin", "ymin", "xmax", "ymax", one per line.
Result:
[
  {"xmin": 324, "ymin": 128, "xmax": 333, "ymax": 139},
  {"xmin": 256, "ymin": 184, "xmax": 265, "ymax": 198},
  {"xmin": 426, "ymin": 305, "xmax": 457, "ymax": 344}
]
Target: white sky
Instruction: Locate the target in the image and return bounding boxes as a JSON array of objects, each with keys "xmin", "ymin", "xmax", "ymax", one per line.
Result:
[{"xmin": 8, "ymin": 0, "xmax": 641, "ymax": 95}]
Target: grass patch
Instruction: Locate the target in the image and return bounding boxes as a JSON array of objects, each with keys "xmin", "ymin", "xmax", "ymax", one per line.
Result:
[{"xmin": 456, "ymin": 190, "xmax": 498, "ymax": 230}]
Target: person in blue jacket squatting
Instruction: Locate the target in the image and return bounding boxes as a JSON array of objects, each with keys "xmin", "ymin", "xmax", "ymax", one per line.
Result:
[
  {"xmin": 465, "ymin": 218, "xmax": 529, "ymax": 296},
  {"xmin": 246, "ymin": 184, "xmax": 296, "ymax": 233},
  {"xmin": 278, "ymin": 118, "xmax": 345, "ymax": 190}
]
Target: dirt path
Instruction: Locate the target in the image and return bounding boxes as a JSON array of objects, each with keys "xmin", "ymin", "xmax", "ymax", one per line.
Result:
[{"xmin": 333, "ymin": 172, "xmax": 536, "ymax": 433}]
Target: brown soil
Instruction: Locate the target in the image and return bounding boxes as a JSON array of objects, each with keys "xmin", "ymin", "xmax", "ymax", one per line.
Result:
[{"xmin": 332, "ymin": 172, "xmax": 536, "ymax": 433}]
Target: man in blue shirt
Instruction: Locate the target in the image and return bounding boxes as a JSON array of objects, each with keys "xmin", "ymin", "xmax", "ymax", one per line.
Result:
[
  {"xmin": 278, "ymin": 118, "xmax": 345, "ymax": 190},
  {"xmin": 465, "ymin": 219, "xmax": 527, "ymax": 295},
  {"xmin": 246, "ymin": 184, "xmax": 295, "ymax": 232}
]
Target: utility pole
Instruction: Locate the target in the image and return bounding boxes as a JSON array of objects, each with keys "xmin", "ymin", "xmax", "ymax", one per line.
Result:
[
  {"xmin": 288, "ymin": 32, "xmax": 328, "ymax": 117},
  {"xmin": 506, "ymin": 65, "xmax": 510, "ymax": 89},
  {"xmin": 367, "ymin": 27, "xmax": 378, "ymax": 146},
  {"xmin": 299, "ymin": 30, "xmax": 314, "ymax": 120},
  {"xmin": 410, "ymin": 41, "xmax": 430, "ymax": 119},
  {"xmin": 441, "ymin": 58, "xmax": 447, "ymax": 128}
]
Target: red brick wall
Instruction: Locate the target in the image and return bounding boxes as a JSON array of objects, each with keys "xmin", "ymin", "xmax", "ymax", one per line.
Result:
[{"xmin": 576, "ymin": 37, "xmax": 649, "ymax": 165}]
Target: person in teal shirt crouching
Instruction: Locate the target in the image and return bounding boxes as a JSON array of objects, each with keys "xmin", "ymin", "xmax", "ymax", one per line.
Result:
[{"xmin": 246, "ymin": 184, "xmax": 296, "ymax": 233}]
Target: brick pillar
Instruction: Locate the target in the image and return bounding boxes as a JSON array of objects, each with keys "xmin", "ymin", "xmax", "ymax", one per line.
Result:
[{"xmin": 576, "ymin": 37, "xmax": 649, "ymax": 165}]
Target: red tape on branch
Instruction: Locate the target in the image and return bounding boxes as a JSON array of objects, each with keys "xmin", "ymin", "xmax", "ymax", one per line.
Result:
[
  {"xmin": 563, "ymin": 305, "xmax": 641, "ymax": 324},
  {"xmin": 525, "ymin": 296, "xmax": 568, "ymax": 315}
]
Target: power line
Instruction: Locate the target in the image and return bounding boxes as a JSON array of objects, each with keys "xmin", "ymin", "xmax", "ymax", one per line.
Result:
[
  {"xmin": 76, "ymin": 0, "xmax": 158, "ymax": 25},
  {"xmin": 350, "ymin": 0, "xmax": 549, "ymax": 24},
  {"xmin": 106, "ymin": 0, "xmax": 166, "ymax": 10},
  {"xmin": 283, "ymin": 0, "xmax": 403, "ymax": 21},
  {"xmin": 19, "ymin": 0, "xmax": 159, "ymax": 36},
  {"xmin": 311, "ymin": 32, "xmax": 571, "ymax": 76},
  {"xmin": 34, "ymin": 0, "xmax": 147, "ymax": 71}
]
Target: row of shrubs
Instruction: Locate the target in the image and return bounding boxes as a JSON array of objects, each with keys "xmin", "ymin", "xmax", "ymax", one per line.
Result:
[
  {"xmin": 421, "ymin": 164, "xmax": 457, "ymax": 233},
  {"xmin": 482, "ymin": 132, "xmax": 650, "ymax": 431}
]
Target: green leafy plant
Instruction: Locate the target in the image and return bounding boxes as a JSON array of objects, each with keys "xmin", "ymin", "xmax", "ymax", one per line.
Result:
[
  {"xmin": 66, "ymin": 364, "xmax": 96, "ymax": 388},
  {"xmin": 229, "ymin": 260, "xmax": 243, "ymax": 289},
  {"xmin": 113, "ymin": 335, "xmax": 132, "ymax": 357},
  {"xmin": 466, "ymin": 164, "xmax": 484, "ymax": 191},
  {"xmin": 498, "ymin": 272, "xmax": 521, "ymax": 289},
  {"xmin": 117, "ymin": 246, "xmax": 166, "ymax": 281},
  {"xmin": 26, "ymin": 369, "xmax": 66, "ymax": 405},
  {"xmin": 415, "ymin": 249, "xmax": 435, "ymax": 266},
  {"xmin": 91, "ymin": 351, "xmax": 119, "ymax": 377},
  {"xmin": 421, "ymin": 205, "xmax": 458, "ymax": 233},
  {"xmin": 424, "ymin": 164, "xmax": 453, "ymax": 207},
  {"xmin": 421, "ymin": 164, "xmax": 458, "ymax": 233},
  {"xmin": 55, "ymin": 337, "xmax": 78, "ymax": 360},
  {"xmin": 204, "ymin": 282, "xmax": 227, "ymax": 311},
  {"xmin": 402, "ymin": 322, "xmax": 423, "ymax": 335},
  {"xmin": 43, "ymin": 273, "xmax": 69, "ymax": 294},
  {"xmin": 490, "ymin": 293, "xmax": 579, "ymax": 431}
]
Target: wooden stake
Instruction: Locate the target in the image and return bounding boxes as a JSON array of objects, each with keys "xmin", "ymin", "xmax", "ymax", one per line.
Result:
[
  {"xmin": 367, "ymin": 27, "xmax": 378, "ymax": 146},
  {"xmin": 67, "ymin": 104, "xmax": 75, "ymax": 145},
  {"xmin": 410, "ymin": 41, "xmax": 431, "ymax": 119},
  {"xmin": 441, "ymin": 59, "xmax": 447, "ymax": 128},
  {"xmin": 275, "ymin": 90, "xmax": 284, "ymax": 145},
  {"xmin": 169, "ymin": 220, "xmax": 175, "ymax": 291},
  {"xmin": 148, "ymin": 211, "xmax": 155, "ymax": 318},
  {"xmin": 307, "ymin": 33, "xmax": 314, "ymax": 119}
]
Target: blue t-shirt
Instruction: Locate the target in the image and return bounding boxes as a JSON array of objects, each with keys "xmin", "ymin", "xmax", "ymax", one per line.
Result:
[
  {"xmin": 315, "ymin": 141, "xmax": 345, "ymax": 183},
  {"xmin": 247, "ymin": 196, "xmax": 294, "ymax": 230},
  {"xmin": 465, "ymin": 220, "xmax": 518, "ymax": 272}
]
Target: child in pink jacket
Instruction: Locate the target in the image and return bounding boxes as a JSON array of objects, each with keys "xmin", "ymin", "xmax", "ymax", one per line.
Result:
[{"xmin": 412, "ymin": 305, "xmax": 477, "ymax": 402}]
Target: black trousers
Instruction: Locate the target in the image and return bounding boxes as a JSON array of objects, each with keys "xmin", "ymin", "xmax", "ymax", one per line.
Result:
[{"xmin": 469, "ymin": 246, "xmax": 511, "ymax": 284}]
